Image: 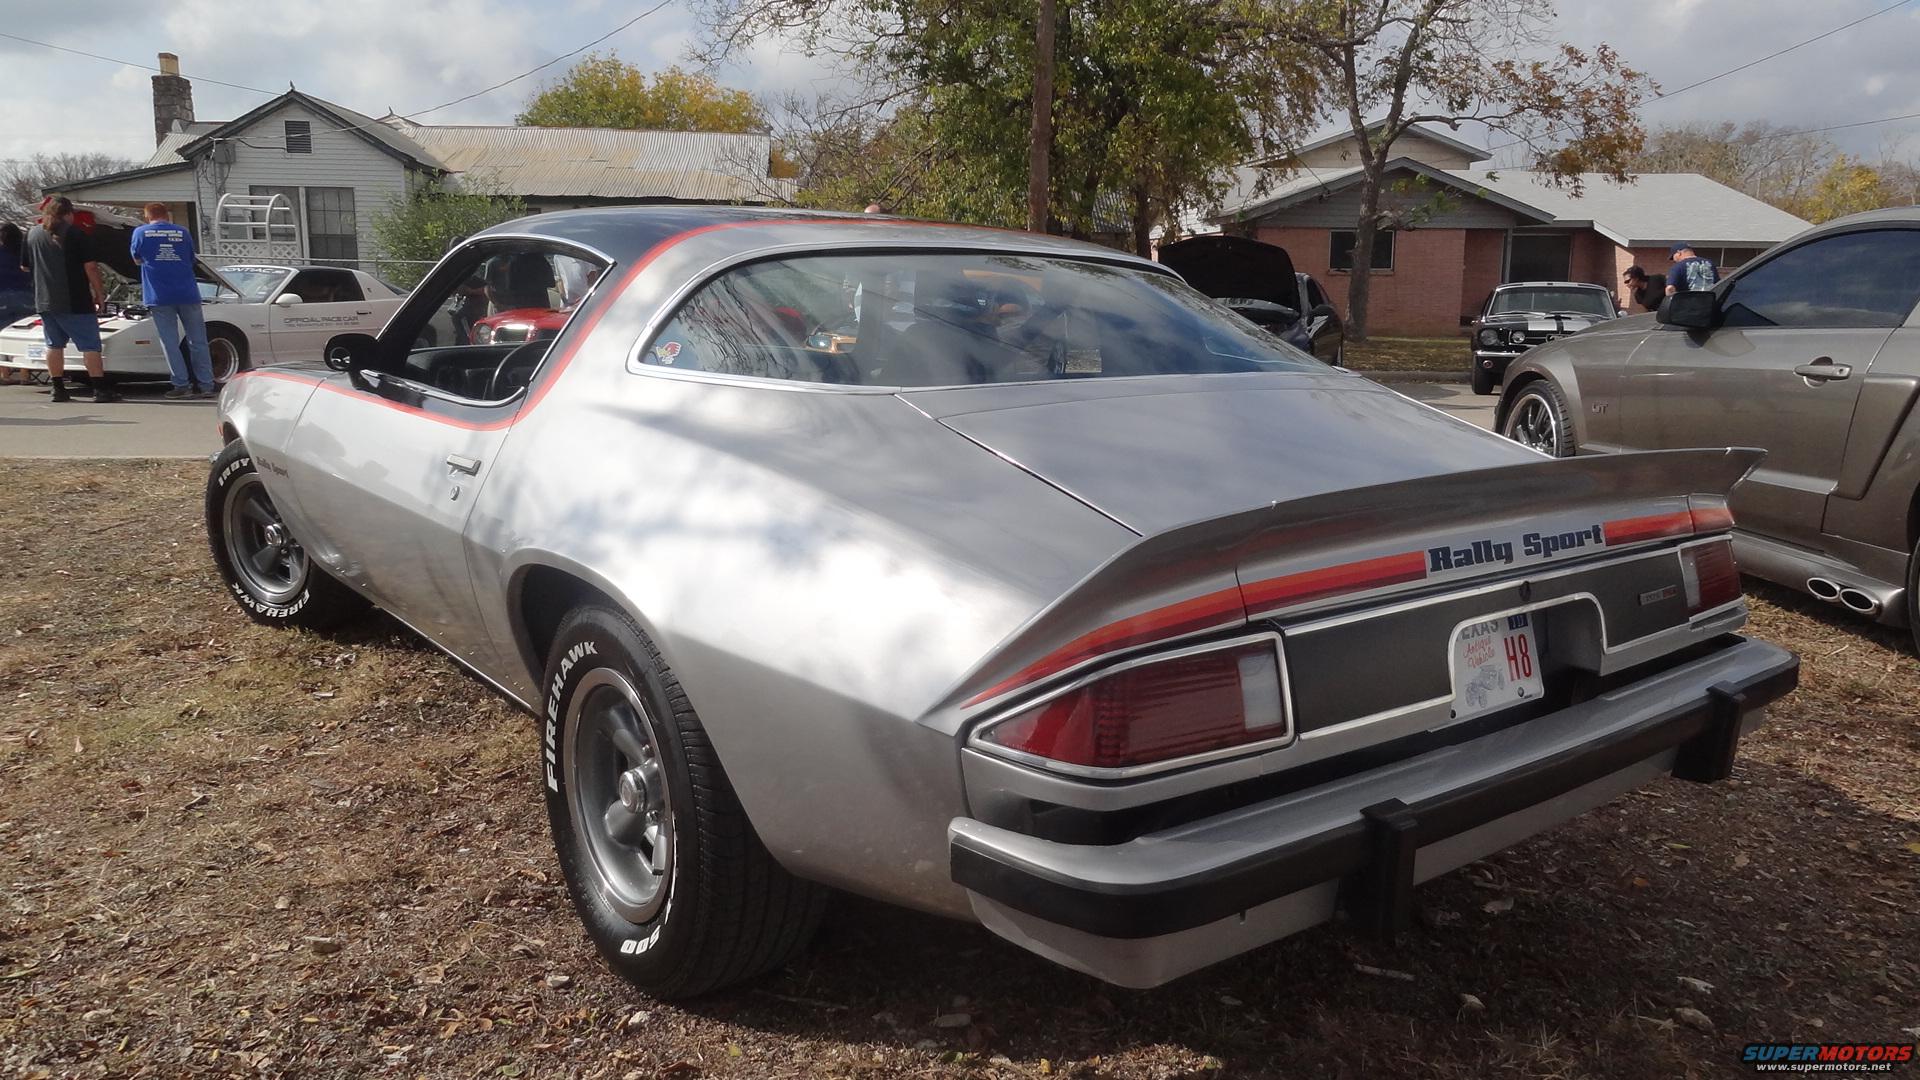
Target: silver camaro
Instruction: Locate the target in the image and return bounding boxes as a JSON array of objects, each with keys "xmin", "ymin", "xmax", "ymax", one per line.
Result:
[{"xmin": 206, "ymin": 208, "xmax": 1798, "ymax": 997}]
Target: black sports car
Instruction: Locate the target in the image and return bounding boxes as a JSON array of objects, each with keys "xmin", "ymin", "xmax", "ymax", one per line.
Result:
[{"xmin": 1468, "ymin": 281, "xmax": 1618, "ymax": 395}]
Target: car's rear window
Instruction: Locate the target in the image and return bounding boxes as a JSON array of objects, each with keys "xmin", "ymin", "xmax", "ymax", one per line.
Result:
[{"xmin": 637, "ymin": 252, "xmax": 1326, "ymax": 386}]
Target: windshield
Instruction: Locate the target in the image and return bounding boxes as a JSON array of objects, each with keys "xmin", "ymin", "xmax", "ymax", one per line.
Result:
[
  {"xmin": 640, "ymin": 252, "xmax": 1327, "ymax": 387},
  {"xmin": 1489, "ymin": 287, "xmax": 1614, "ymax": 318},
  {"xmin": 208, "ymin": 267, "xmax": 289, "ymax": 304}
]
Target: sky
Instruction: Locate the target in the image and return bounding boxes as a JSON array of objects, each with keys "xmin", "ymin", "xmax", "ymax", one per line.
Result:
[{"xmin": 2, "ymin": 0, "xmax": 1918, "ymax": 169}]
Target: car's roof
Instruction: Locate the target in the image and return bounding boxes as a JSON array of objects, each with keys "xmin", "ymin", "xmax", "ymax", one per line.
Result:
[
  {"xmin": 1495, "ymin": 280, "xmax": 1609, "ymax": 290},
  {"xmin": 474, "ymin": 205, "xmax": 1162, "ymax": 267}
]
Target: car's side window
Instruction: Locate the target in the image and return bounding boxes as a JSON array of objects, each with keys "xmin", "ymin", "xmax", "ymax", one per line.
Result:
[
  {"xmin": 1720, "ymin": 229, "xmax": 1920, "ymax": 329},
  {"xmin": 285, "ymin": 268, "xmax": 364, "ymax": 304},
  {"xmin": 383, "ymin": 246, "xmax": 606, "ymax": 405}
]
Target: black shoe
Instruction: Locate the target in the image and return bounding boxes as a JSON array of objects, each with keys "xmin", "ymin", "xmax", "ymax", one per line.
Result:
[
  {"xmin": 49, "ymin": 383, "xmax": 70, "ymax": 403},
  {"xmin": 164, "ymin": 386, "xmax": 192, "ymax": 399},
  {"xmin": 92, "ymin": 387, "xmax": 121, "ymax": 404}
]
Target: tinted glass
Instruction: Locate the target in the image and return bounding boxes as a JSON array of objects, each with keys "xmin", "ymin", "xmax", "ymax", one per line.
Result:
[
  {"xmin": 1489, "ymin": 287, "xmax": 1613, "ymax": 317},
  {"xmin": 1721, "ymin": 229, "xmax": 1920, "ymax": 328},
  {"xmin": 216, "ymin": 267, "xmax": 288, "ymax": 303},
  {"xmin": 640, "ymin": 253, "xmax": 1326, "ymax": 387},
  {"xmin": 1330, "ymin": 231, "xmax": 1393, "ymax": 271},
  {"xmin": 285, "ymin": 268, "xmax": 363, "ymax": 303}
]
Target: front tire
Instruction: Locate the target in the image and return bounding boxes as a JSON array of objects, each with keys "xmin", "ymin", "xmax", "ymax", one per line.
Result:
[
  {"xmin": 1470, "ymin": 361, "xmax": 1497, "ymax": 396},
  {"xmin": 205, "ymin": 441, "xmax": 367, "ymax": 629},
  {"xmin": 542, "ymin": 604, "xmax": 827, "ymax": 999},
  {"xmin": 1501, "ymin": 380, "xmax": 1576, "ymax": 457}
]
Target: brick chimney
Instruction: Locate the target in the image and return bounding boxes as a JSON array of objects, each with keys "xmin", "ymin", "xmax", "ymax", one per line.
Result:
[{"xmin": 152, "ymin": 53, "xmax": 194, "ymax": 146}]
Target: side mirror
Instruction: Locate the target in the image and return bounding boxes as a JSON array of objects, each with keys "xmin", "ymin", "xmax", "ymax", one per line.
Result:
[
  {"xmin": 274, "ymin": 292, "xmax": 304, "ymax": 307},
  {"xmin": 1657, "ymin": 290, "xmax": 1718, "ymax": 330},
  {"xmin": 324, "ymin": 332, "xmax": 379, "ymax": 373},
  {"xmin": 1309, "ymin": 303, "xmax": 1338, "ymax": 321}
]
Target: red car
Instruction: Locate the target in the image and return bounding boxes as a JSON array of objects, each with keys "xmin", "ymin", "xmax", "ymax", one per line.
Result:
[{"xmin": 471, "ymin": 306, "xmax": 568, "ymax": 345}]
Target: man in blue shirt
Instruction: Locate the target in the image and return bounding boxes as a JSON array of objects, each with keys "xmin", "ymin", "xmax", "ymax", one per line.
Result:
[
  {"xmin": 1665, "ymin": 242, "xmax": 1718, "ymax": 296},
  {"xmin": 131, "ymin": 202, "xmax": 215, "ymax": 398}
]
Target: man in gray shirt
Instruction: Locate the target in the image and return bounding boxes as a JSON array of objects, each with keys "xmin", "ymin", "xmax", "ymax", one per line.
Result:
[{"xmin": 22, "ymin": 197, "xmax": 113, "ymax": 403}]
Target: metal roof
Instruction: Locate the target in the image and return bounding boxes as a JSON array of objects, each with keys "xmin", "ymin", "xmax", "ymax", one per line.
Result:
[
  {"xmin": 1212, "ymin": 162, "xmax": 1812, "ymax": 247},
  {"xmin": 394, "ymin": 124, "xmax": 787, "ymax": 203},
  {"xmin": 1458, "ymin": 170, "xmax": 1811, "ymax": 247}
]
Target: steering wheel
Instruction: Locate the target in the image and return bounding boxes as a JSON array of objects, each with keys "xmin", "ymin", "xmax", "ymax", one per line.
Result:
[{"xmin": 487, "ymin": 340, "xmax": 549, "ymax": 401}]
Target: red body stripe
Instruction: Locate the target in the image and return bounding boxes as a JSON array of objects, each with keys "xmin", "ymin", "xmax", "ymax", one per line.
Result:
[
  {"xmin": 963, "ymin": 585, "xmax": 1246, "ymax": 707},
  {"xmin": 1689, "ymin": 504, "xmax": 1735, "ymax": 533},
  {"xmin": 1241, "ymin": 550, "xmax": 1430, "ymax": 613},
  {"xmin": 1603, "ymin": 510, "xmax": 1695, "ymax": 546}
]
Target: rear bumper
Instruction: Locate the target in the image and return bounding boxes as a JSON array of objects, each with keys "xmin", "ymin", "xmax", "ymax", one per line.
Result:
[{"xmin": 948, "ymin": 635, "xmax": 1797, "ymax": 987}]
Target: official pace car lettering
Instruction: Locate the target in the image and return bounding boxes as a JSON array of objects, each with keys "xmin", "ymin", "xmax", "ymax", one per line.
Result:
[
  {"xmin": 1427, "ymin": 524, "xmax": 1605, "ymax": 573},
  {"xmin": 544, "ymin": 640, "xmax": 598, "ymax": 792}
]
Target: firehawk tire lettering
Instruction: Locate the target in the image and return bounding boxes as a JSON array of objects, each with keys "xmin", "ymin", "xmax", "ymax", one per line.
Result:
[
  {"xmin": 541, "ymin": 605, "xmax": 826, "ymax": 999},
  {"xmin": 204, "ymin": 442, "xmax": 368, "ymax": 631}
]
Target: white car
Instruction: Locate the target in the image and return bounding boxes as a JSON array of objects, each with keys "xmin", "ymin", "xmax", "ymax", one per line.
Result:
[{"xmin": 0, "ymin": 262, "xmax": 406, "ymax": 383}]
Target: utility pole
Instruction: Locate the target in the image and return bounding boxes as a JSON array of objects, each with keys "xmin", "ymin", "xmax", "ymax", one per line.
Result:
[{"xmin": 1026, "ymin": 0, "xmax": 1056, "ymax": 233}]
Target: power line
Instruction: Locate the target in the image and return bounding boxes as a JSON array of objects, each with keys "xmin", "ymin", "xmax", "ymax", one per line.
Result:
[
  {"xmin": 1485, "ymin": 0, "xmax": 1916, "ymax": 156},
  {"xmin": 0, "ymin": 31, "xmax": 276, "ymax": 95},
  {"xmin": 1748, "ymin": 110, "xmax": 1920, "ymax": 141}
]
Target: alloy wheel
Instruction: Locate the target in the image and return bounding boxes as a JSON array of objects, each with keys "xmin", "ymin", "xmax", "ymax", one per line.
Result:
[
  {"xmin": 1505, "ymin": 394, "xmax": 1561, "ymax": 455},
  {"xmin": 221, "ymin": 474, "xmax": 308, "ymax": 603},
  {"xmin": 210, "ymin": 337, "xmax": 242, "ymax": 383},
  {"xmin": 565, "ymin": 669, "xmax": 675, "ymax": 924}
]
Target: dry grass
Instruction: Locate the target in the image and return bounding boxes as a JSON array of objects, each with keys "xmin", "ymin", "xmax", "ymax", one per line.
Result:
[
  {"xmin": 1343, "ymin": 338, "xmax": 1466, "ymax": 374},
  {"xmin": 1, "ymin": 462, "xmax": 1915, "ymax": 1079}
]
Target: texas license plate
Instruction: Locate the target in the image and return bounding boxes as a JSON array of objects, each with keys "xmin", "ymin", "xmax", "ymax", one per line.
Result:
[
  {"xmin": 1451, "ymin": 612, "xmax": 1542, "ymax": 721},
  {"xmin": 25, "ymin": 344, "xmax": 44, "ymax": 363}
]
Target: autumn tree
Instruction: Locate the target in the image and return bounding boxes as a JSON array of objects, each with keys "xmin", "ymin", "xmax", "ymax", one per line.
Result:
[
  {"xmin": 1787, "ymin": 155, "xmax": 1892, "ymax": 224},
  {"xmin": 1632, "ymin": 121, "xmax": 1833, "ymax": 210},
  {"xmin": 1265, "ymin": 0, "xmax": 1651, "ymax": 341},
  {"xmin": 519, "ymin": 54, "xmax": 770, "ymax": 133},
  {"xmin": 370, "ymin": 176, "xmax": 526, "ymax": 287}
]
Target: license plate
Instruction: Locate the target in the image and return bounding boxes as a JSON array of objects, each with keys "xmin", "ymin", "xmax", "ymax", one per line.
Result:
[
  {"xmin": 1451, "ymin": 612, "xmax": 1542, "ymax": 721},
  {"xmin": 26, "ymin": 344, "xmax": 44, "ymax": 362}
]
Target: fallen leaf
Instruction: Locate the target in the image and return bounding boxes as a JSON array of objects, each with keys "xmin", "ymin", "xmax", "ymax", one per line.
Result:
[
  {"xmin": 1674, "ymin": 1006, "xmax": 1713, "ymax": 1031},
  {"xmin": 932, "ymin": 1012, "xmax": 972, "ymax": 1028},
  {"xmin": 1678, "ymin": 976, "xmax": 1715, "ymax": 995},
  {"xmin": 1459, "ymin": 993, "xmax": 1485, "ymax": 1012},
  {"xmin": 1482, "ymin": 898, "xmax": 1514, "ymax": 915}
]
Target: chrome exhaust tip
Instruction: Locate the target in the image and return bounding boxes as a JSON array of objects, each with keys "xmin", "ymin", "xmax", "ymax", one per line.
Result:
[
  {"xmin": 1838, "ymin": 588, "xmax": 1882, "ymax": 616},
  {"xmin": 1806, "ymin": 577, "xmax": 1842, "ymax": 602}
]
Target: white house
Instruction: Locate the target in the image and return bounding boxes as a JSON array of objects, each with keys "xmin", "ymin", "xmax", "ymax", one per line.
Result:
[{"xmin": 55, "ymin": 54, "xmax": 790, "ymax": 269}]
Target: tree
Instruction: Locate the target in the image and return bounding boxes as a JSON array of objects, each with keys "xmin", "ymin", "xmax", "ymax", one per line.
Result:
[
  {"xmin": 706, "ymin": 0, "xmax": 1317, "ymax": 253},
  {"xmin": 1631, "ymin": 121, "xmax": 1833, "ymax": 211},
  {"xmin": 369, "ymin": 176, "xmax": 526, "ymax": 287},
  {"xmin": 3, "ymin": 153, "xmax": 137, "ymax": 209},
  {"xmin": 1787, "ymin": 155, "xmax": 1891, "ymax": 224},
  {"xmin": 1266, "ymin": 0, "xmax": 1650, "ymax": 341},
  {"xmin": 518, "ymin": 55, "xmax": 770, "ymax": 133}
]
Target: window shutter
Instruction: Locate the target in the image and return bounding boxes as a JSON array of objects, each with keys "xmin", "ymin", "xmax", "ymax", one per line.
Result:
[{"xmin": 285, "ymin": 120, "xmax": 312, "ymax": 154}]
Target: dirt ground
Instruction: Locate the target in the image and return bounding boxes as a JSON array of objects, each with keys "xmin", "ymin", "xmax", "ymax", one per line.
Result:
[
  {"xmin": 1342, "ymin": 338, "xmax": 1464, "ymax": 373},
  {"xmin": 1, "ymin": 461, "xmax": 1915, "ymax": 1080}
]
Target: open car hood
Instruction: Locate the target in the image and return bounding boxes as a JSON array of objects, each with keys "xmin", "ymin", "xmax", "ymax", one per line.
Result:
[{"xmin": 1157, "ymin": 235, "xmax": 1297, "ymax": 306}]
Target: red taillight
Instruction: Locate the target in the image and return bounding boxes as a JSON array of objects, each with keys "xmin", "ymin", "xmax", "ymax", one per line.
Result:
[
  {"xmin": 979, "ymin": 639, "xmax": 1287, "ymax": 771},
  {"xmin": 1680, "ymin": 540, "xmax": 1740, "ymax": 613}
]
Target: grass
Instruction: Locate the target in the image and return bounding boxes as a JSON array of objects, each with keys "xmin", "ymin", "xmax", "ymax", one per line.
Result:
[
  {"xmin": 1344, "ymin": 337, "xmax": 1466, "ymax": 373},
  {"xmin": 1, "ymin": 461, "xmax": 1916, "ymax": 1079}
]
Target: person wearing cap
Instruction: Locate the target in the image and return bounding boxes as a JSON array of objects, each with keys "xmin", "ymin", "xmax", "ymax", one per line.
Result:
[
  {"xmin": 1621, "ymin": 265, "xmax": 1663, "ymax": 312},
  {"xmin": 1665, "ymin": 243, "xmax": 1717, "ymax": 296}
]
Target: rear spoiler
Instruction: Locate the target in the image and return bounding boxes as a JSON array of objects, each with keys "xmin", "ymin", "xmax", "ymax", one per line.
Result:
[{"xmin": 944, "ymin": 447, "xmax": 1763, "ymax": 714}]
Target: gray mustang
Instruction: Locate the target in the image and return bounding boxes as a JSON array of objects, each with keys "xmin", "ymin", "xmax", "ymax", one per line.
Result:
[
  {"xmin": 206, "ymin": 207, "xmax": 1796, "ymax": 998},
  {"xmin": 1495, "ymin": 208, "xmax": 1920, "ymax": 654}
]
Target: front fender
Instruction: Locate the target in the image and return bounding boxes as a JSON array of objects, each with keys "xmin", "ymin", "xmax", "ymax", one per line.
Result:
[{"xmin": 1495, "ymin": 344, "xmax": 1589, "ymax": 444}]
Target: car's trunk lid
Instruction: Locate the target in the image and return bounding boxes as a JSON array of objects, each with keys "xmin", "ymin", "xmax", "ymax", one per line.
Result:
[
  {"xmin": 904, "ymin": 373, "xmax": 1525, "ymax": 535},
  {"xmin": 1157, "ymin": 235, "xmax": 1298, "ymax": 305}
]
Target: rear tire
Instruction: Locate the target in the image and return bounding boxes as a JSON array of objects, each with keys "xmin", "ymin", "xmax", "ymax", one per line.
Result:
[
  {"xmin": 209, "ymin": 326, "xmax": 248, "ymax": 384},
  {"xmin": 542, "ymin": 603, "xmax": 827, "ymax": 999},
  {"xmin": 1501, "ymin": 380, "xmax": 1576, "ymax": 457},
  {"xmin": 205, "ymin": 441, "xmax": 367, "ymax": 629},
  {"xmin": 1907, "ymin": 535, "xmax": 1920, "ymax": 657}
]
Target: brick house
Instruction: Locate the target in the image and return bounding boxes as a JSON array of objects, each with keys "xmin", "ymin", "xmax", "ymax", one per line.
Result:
[{"xmin": 1207, "ymin": 123, "xmax": 1811, "ymax": 335}]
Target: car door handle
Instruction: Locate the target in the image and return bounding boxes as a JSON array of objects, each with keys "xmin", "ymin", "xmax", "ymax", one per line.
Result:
[
  {"xmin": 1793, "ymin": 358, "xmax": 1852, "ymax": 381},
  {"xmin": 355, "ymin": 308, "xmax": 372, "ymax": 315},
  {"xmin": 445, "ymin": 454, "xmax": 482, "ymax": 475}
]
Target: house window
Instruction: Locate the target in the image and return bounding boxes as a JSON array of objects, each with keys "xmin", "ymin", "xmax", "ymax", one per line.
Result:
[
  {"xmin": 284, "ymin": 120, "xmax": 312, "ymax": 154},
  {"xmin": 1330, "ymin": 230, "xmax": 1394, "ymax": 272},
  {"xmin": 305, "ymin": 187, "xmax": 359, "ymax": 265},
  {"xmin": 247, "ymin": 185, "xmax": 300, "ymax": 245}
]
